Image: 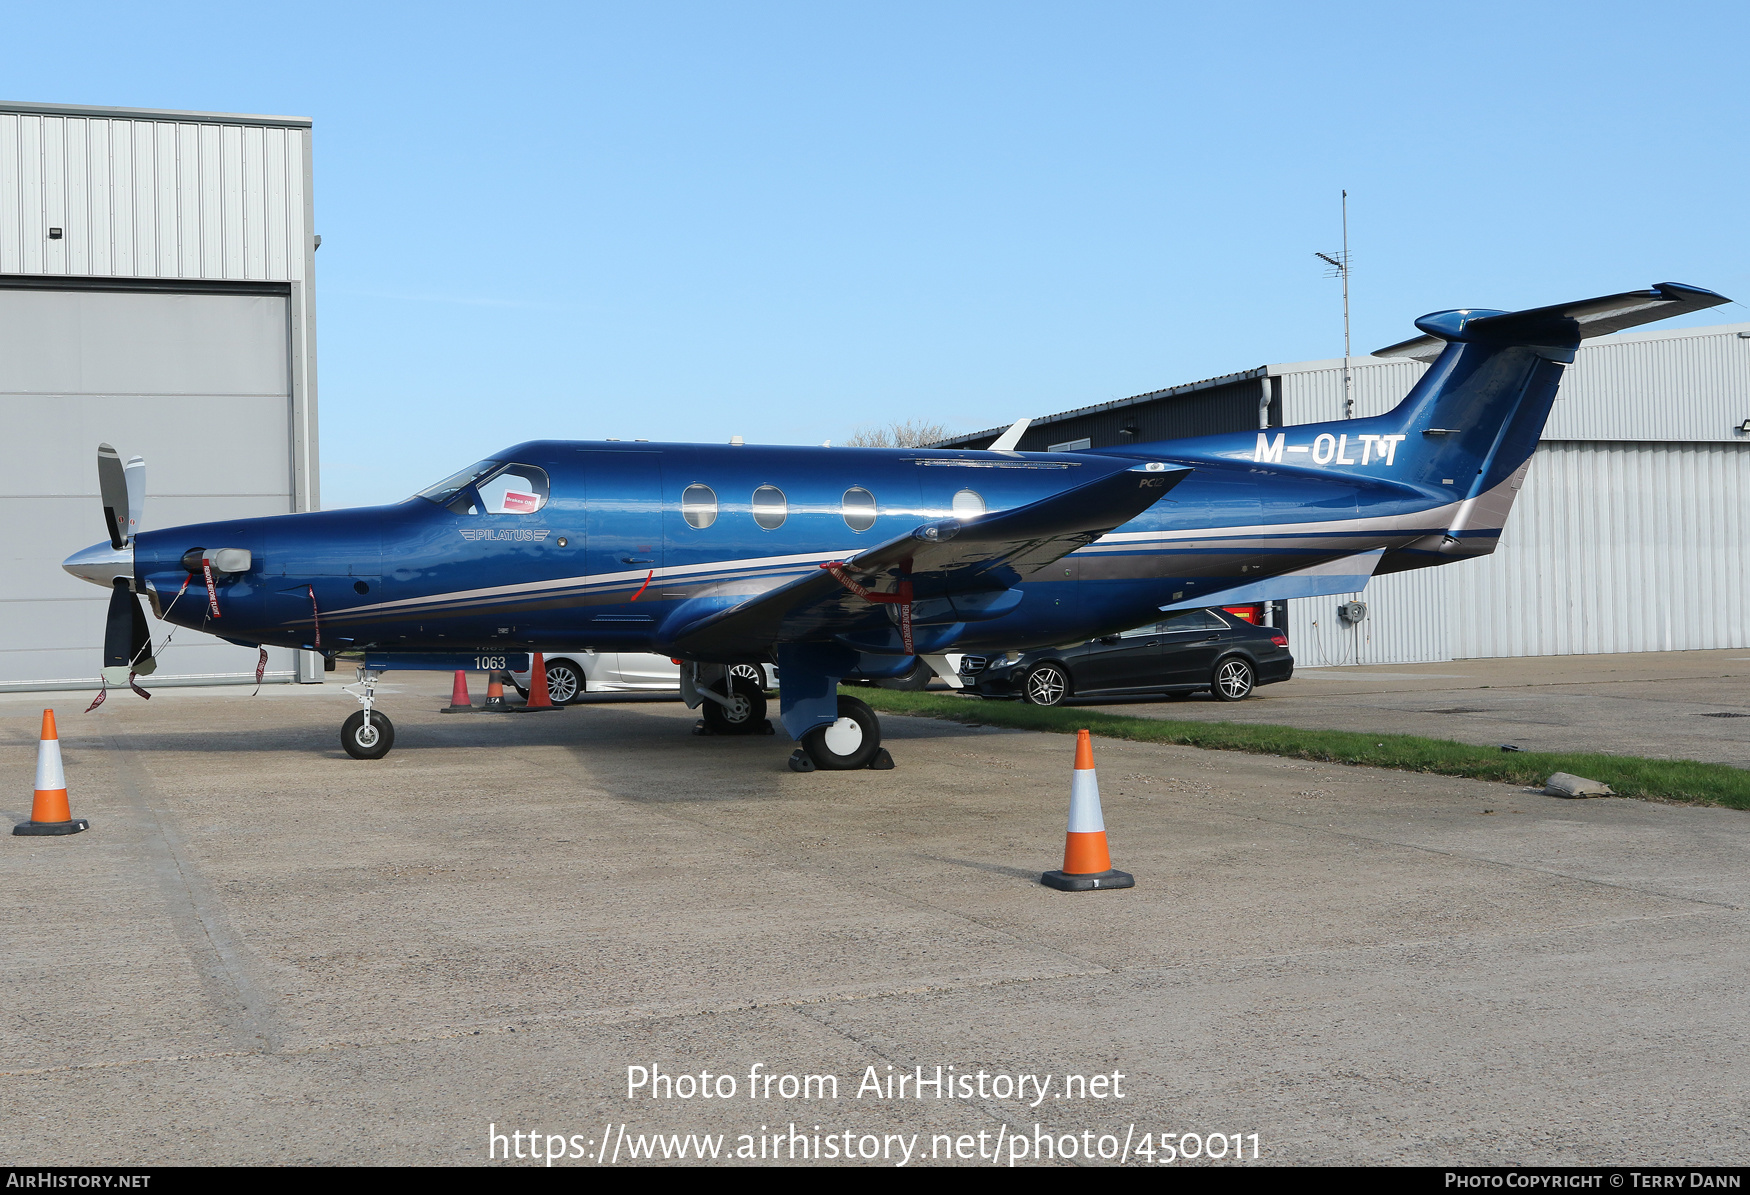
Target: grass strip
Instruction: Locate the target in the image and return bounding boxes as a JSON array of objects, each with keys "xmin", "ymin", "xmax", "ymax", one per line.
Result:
[{"xmin": 853, "ymin": 688, "xmax": 1750, "ymax": 810}]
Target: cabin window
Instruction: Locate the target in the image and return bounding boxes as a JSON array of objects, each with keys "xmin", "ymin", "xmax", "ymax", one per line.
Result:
[
  {"xmin": 682, "ymin": 484, "xmax": 718, "ymax": 529},
  {"xmin": 842, "ymin": 487, "xmax": 876, "ymax": 532},
  {"xmin": 477, "ymin": 465, "xmax": 550, "ymax": 514},
  {"xmin": 951, "ymin": 489, "xmax": 985, "ymax": 517},
  {"xmin": 752, "ymin": 485, "xmax": 787, "ymax": 530}
]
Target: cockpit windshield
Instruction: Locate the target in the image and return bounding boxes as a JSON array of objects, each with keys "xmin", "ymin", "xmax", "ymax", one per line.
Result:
[
  {"xmin": 415, "ymin": 460, "xmax": 502, "ymax": 506},
  {"xmin": 413, "ymin": 460, "xmax": 551, "ymax": 515}
]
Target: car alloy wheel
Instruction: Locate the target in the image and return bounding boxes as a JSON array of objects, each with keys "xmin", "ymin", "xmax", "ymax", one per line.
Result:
[
  {"xmin": 544, "ymin": 661, "xmax": 583, "ymax": 703},
  {"xmin": 1212, "ymin": 656, "xmax": 1255, "ymax": 701},
  {"xmin": 1023, "ymin": 663, "xmax": 1069, "ymax": 707}
]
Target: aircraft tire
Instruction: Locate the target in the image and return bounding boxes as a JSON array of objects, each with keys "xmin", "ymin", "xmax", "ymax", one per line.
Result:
[
  {"xmin": 1210, "ymin": 655, "xmax": 1255, "ymax": 702},
  {"xmin": 702, "ymin": 674, "xmax": 768, "ymax": 734},
  {"xmin": 802, "ymin": 696, "xmax": 881, "ymax": 770},
  {"xmin": 341, "ymin": 710, "xmax": 395, "ymax": 760}
]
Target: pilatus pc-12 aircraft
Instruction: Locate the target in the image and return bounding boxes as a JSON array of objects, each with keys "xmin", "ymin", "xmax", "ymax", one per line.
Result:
[{"xmin": 64, "ymin": 282, "xmax": 1726, "ymax": 767}]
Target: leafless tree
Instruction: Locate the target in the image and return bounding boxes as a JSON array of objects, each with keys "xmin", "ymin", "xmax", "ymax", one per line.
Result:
[{"xmin": 842, "ymin": 419, "xmax": 951, "ymax": 448}]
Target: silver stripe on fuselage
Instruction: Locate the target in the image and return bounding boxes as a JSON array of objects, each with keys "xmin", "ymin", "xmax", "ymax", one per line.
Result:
[{"xmin": 307, "ymin": 480, "xmax": 1513, "ymax": 627}]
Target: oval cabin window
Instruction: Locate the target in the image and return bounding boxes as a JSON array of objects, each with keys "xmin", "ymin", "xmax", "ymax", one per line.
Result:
[
  {"xmin": 752, "ymin": 485, "xmax": 787, "ymax": 530},
  {"xmin": 682, "ymin": 484, "xmax": 718, "ymax": 529},
  {"xmin": 952, "ymin": 489, "xmax": 986, "ymax": 518},
  {"xmin": 842, "ymin": 487, "xmax": 877, "ymax": 532}
]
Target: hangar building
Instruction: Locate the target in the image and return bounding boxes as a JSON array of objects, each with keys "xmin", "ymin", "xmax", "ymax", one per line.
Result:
[
  {"xmin": 936, "ymin": 321, "xmax": 1750, "ymax": 666},
  {"xmin": 0, "ymin": 100, "xmax": 321, "ymax": 690}
]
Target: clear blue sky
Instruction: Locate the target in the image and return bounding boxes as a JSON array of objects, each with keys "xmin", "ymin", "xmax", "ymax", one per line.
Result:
[{"xmin": 8, "ymin": 1, "xmax": 1745, "ymax": 508}]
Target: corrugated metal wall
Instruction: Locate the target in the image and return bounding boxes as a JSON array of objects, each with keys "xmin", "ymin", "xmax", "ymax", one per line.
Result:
[
  {"xmin": 0, "ymin": 110, "xmax": 310, "ymax": 282},
  {"xmin": 1544, "ymin": 324, "xmax": 1750, "ymax": 443},
  {"xmin": 1287, "ymin": 442, "xmax": 1750, "ymax": 664},
  {"xmin": 1274, "ymin": 357, "xmax": 1429, "ymax": 424},
  {"xmin": 1272, "ymin": 322, "xmax": 1750, "ymax": 665},
  {"xmin": 1446, "ymin": 441, "xmax": 1750, "ymax": 657}
]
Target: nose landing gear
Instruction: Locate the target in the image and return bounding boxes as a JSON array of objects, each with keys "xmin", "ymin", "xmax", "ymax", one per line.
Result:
[{"xmin": 341, "ymin": 669, "xmax": 395, "ymax": 760}]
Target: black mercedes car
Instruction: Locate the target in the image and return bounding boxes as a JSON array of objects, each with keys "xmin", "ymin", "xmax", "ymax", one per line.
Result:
[{"xmin": 958, "ymin": 608, "xmax": 1293, "ymax": 704}]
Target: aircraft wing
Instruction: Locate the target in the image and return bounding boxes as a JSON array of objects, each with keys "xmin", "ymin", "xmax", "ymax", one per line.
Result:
[{"xmin": 665, "ymin": 460, "xmax": 1191, "ymax": 657}]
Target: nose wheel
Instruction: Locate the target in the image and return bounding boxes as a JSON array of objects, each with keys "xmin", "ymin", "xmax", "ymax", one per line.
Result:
[
  {"xmin": 340, "ymin": 668, "xmax": 395, "ymax": 759},
  {"xmin": 341, "ymin": 709, "xmax": 395, "ymax": 759}
]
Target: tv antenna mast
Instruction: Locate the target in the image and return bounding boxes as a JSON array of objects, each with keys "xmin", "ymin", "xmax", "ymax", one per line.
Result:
[{"xmin": 1314, "ymin": 190, "xmax": 1353, "ymax": 418}]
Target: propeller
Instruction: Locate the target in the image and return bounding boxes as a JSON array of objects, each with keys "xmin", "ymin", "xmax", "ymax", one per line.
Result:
[
  {"xmin": 96, "ymin": 443, "xmax": 147, "ymax": 549},
  {"xmin": 102, "ymin": 578, "xmax": 156, "ymax": 687},
  {"xmin": 95, "ymin": 444, "xmax": 155, "ymax": 688}
]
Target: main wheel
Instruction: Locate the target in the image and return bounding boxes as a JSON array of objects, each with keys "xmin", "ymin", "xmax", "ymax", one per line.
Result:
[
  {"xmin": 544, "ymin": 659, "xmax": 584, "ymax": 704},
  {"xmin": 802, "ymin": 695, "xmax": 881, "ymax": 770},
  {"xmin": 1022, "ymin": 663, "xmax": 1070, "ymax": 707},
  {"xmin": 1211, "ymin": 656, "xmax": 1255, "ymax": 702},
  {"xmin": 701, "ymin": 671, "xmax": 768, "ymax": 734},
  {"xmin": 341, "ymin": 710, "xmax": 395, "ymax": 759}
]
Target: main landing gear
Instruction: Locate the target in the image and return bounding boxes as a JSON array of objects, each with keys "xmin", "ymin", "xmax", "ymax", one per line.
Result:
[
  {"xmin": 786, "ymin": 695, "xmax": 894, "ymax": 772},
  {"xmin": 698, "ymin": 668, "xmax": 771, "ymax": 735},
  {"xmin": 682, "ymin": 660, "xmax": 895, "ymax": 772},
  {"xmin": 341, "ymin": 669, "xmax": 395, "ymax": 760}
]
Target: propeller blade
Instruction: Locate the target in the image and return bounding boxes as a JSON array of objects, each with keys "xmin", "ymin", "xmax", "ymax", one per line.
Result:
[
  {"xmin": 129, "ymin": 586, "xmax": 156, "ymax": 677},
  {"xmin": 102, "ymin": 578, "xmax": 134, "ymax": 686},
  {"xmin": 97, "ymin": 443, "xmax": 128, "ymax": 550},
  {"xmin": 124, "ymin": 455, "xmax": 145, "ymax": 543}
]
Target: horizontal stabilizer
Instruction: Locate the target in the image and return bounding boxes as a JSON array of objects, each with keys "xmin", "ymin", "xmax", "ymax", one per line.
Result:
[
  {"xmin": 667, "ymin": 461, "xmax": 1190, "ymax": 656},
  {"xmin": 1160, "ymin": 548, "xmax": 1384, "ymax": 610},
  {"xmin": 1375, "ymin": 282, "xmax": 1730, "ymax": 363}
]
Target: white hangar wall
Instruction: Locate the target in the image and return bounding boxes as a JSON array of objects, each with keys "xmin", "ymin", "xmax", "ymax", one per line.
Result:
[
  {"xmin": 1273, "ymin": 322, "xmax": 1750, "ymax": 664},
  {"xmin": 0, "ymin": 101, "xmax": 320, "ymax": 691}
]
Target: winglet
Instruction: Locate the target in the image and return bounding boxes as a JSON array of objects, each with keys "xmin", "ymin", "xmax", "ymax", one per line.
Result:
[{"xmin": 988, "ymin": 417, "xmax": 1032, "ymax": 452}]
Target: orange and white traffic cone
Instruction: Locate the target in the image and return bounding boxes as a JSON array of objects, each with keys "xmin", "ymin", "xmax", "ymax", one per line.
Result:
[
  {"xmin": 1041, "ymin": 729, "xmax": 1132, "ymax": 891},
  {"xmin": 512, "ymin": 652, "xmax": 560, "ymax": 713},
  {"xmin": 441, "ymin": 670, "xmax": 476, "ymax": 713},
  {"xmin": 481, "ymin": 671, "xmax": 509, "ymax": 713},
  {"xmin": 14, "ymin": 710, "xmax": 88, "ymax": 837}
]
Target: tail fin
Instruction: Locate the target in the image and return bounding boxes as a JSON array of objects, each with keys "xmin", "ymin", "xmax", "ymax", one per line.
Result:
[{"xmin": 1367, "ymin": 282, "xmax": 1727, "ymax": 563}]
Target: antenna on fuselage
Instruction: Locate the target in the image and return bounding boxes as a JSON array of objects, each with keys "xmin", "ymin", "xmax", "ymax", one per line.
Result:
[{"xmin": 987, "ymin": 417, "xmax": 1032, "ymax": 452}]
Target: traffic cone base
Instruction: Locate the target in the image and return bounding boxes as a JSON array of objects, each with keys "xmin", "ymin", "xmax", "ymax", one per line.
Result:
[
  {"xmin": 1041, "ymin": 729, "xmax": 1129, "ymax": 893},
  {"xmin": 14, "ymin": 709, "xmax": 88, "ymax": 836},
  {"xmin": 1041, "ymin": 867, "xmax": 1133, "ymax": 892},
  {"xmin": 441, "ymin": 669, "xmax": 477, "ymax": 713},
  {"xmin": 14, "ymin": 817, "xmax": 89, "ymax": 837}
]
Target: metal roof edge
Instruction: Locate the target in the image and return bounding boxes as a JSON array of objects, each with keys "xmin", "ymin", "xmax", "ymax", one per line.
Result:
[
  {"xmin": 0, "ymin": 100, "xmax": 312, "ymax": 129},
  {"xmin": 929, "ymin": 366, "xmax": 1268, "ymax": 447}
]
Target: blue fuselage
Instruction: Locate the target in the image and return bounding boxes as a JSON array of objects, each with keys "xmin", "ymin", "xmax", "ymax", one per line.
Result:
[{"xmin": 130, "ymin": 433, "xmax": 1478, "ymax": 664}]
